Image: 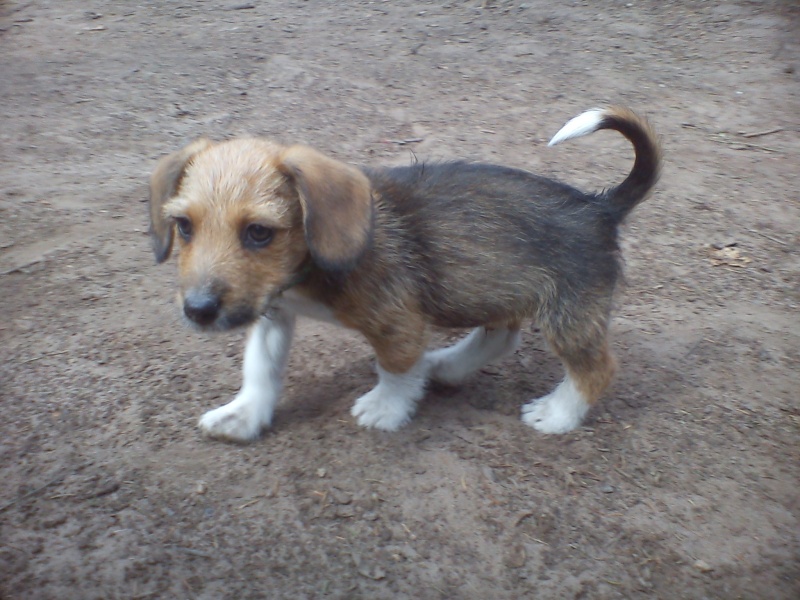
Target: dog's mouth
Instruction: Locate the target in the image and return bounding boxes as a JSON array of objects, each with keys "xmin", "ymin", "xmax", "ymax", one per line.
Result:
[
  {"xmin": 182, "ymin": 298, "xmax": 259, "ymax": 332},
  {"xmin": 186, "ymin": 310, "xmax": 256, "ymax": 332},
  {"xmin": 182, "ymin": 265, "xmax": 311, "ymax": 332},
  {"xmin": 183, "ymin": 293, "xmax": 293, "ymax": 332}
]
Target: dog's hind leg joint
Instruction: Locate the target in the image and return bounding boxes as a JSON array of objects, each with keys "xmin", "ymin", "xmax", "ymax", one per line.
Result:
[
  {"xmin": 198, "ymin": 312, "xmax": 296, "ymax": 441},
  {"xmin": 522, "ymin": 335, "xmax": 615, "ymax": 434}
]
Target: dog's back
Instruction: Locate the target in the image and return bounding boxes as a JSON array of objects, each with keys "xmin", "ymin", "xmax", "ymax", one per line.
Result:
[
  {"xmin": 364, "ymin": 106, "xmax": 660, "ymax": 330},
  {"xmin": 365, "ymin": 162, "xmax": 619, "ymax": 328}
]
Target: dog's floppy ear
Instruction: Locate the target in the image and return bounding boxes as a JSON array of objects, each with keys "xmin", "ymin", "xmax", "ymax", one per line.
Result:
[
  {"xmin": 278, "ymin": 145, "xmax": 374, "ymax": 272},
  {"xmin": 148, "ymin": 138, "xmax": 213, "ymax": 263}
]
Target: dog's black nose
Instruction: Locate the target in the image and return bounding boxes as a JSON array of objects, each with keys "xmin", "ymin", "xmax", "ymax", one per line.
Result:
[{"xmin": 183, "ymin": 291, "xmax": 221, "ymax": 326}]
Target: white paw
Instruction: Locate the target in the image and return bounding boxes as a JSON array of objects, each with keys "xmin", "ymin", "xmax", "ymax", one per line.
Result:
[
  {"xmin": 351, "ymin": 387, "xmax": 415, "ymax": 431},
  {"xmin": 198, "ymin": 390, "xmax": 272, "ymax": 442},
  {"xmin": 521, "ymin": 378, "xmax": 588, "ymax": 434}
]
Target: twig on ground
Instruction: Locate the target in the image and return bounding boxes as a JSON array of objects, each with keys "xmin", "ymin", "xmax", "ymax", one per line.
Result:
[
  {"xmin": 20, "ymin": 350, "xmax": 70, "ymax": 365},
  {"xmin": 741, "ymin": 127, "xmax": 783, "ymax": 138},
  {"xmin": 0, "ymin": 472, "xmax": 68, "ymax": 513},
  {"xmin": 746, "ymin": 228, "xmax": 788, "ymax": 247},
  {"xmin": 388, "ymin": 138, "xmax": 424, "ymax": 145},
  {"xmin": 172, "ymin": 546, "xmax": 213, "ymax": 558},
  {"xmin": 0, "ymin": 258, "xmax": 44, "ymax": 276}
]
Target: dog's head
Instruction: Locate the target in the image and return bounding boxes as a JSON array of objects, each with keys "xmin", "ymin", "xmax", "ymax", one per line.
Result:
[{"xmin": 148, "ymin": 138, "xmax": 374, "ymax": 330}]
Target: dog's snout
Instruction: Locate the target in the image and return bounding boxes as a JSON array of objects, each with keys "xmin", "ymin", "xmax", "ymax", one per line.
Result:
[{"xmin": 184, "ymin": 290, "xmax": 222, "ymax": 326}]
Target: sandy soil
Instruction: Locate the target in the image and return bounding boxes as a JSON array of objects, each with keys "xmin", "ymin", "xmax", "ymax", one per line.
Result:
[{"xmin": 1, "ymin": 1, "xmax": 799, "ymax": 598}]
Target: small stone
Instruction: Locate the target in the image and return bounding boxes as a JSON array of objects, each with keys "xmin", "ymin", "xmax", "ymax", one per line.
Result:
[
  {"xmin": 195, "ymin": 481, "xmax": 207, "ymax": 495},
  {"xmin": 359, "ymin": 566, "xmax": 386, "ymax": 580},
  {"xmin": 336, "ymin": 505, "xmax": 356, "ymax": 518},
  {"xmin": 400, "ymin": 544, "xmax": 419, "ymax": 560},
  {"xmin": 329, "ymin": 488, "xmax": 352, "ymax": 505},
  {"xmin": 316, "ymin": 467, "xmax": 327, "ymax": 478},
  {"xmin": 41, "ymin": 514, "xmax": 68, "ymax": 529},
  {"xmin": 600, "ymin": 484, "xmax": 616, "ymax": 493},
  {"xmin": 693, "ymin": 559, "xmax": 714, "ymax": 573},
  {"xmin": 504, "ymin": 544, "xmax": 527, "ymax": 568}
]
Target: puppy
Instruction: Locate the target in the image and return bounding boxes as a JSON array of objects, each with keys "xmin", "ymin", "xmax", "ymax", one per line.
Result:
[{"xmin": 148, "ymin": 106, "xmax": 661, "ymax": 441}]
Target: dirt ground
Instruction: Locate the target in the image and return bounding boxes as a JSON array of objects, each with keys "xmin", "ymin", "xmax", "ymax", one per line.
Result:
[{"xmin": 1, "ymin": 1, "xmax": 798, "ymax": 598}]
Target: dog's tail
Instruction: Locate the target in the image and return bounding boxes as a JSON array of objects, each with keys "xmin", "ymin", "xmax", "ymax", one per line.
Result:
[{"xmin": 549, "ymin": 106, "xmax": 662, "ymax": 220}]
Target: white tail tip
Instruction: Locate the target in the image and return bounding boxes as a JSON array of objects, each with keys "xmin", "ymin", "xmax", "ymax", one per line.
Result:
[{"xmin": 548, "ymin": 108, "xmax": 606, "ymax": 147}]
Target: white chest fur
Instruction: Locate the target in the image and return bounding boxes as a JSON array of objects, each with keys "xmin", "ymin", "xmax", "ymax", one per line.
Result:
[{"xmin": 276, "ymin": 289, "xmax": 343, "ymax": 326}]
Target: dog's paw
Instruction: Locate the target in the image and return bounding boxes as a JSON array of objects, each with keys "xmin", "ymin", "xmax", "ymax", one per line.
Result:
[
  {"xmin": 198, "ymin": 390, "xmax": 271, "ymax": 442},
  {"xmin": 521, "ymin": 379, "xmax": 589, "ymax": 434},
  {"xmin": 351, "ymin": 387, "xmax": 415, "ymax": 432}
]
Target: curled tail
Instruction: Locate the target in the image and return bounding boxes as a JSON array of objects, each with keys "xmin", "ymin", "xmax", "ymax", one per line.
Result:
[{"xmin": 549, "ymin": 106, "xmax": 662, "ymax": 220}]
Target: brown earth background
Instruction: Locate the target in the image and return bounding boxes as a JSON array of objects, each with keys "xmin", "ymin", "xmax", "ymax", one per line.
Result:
[{"xmin": 1, "ymin": 1, "xmax": 799, "ymax": 598}]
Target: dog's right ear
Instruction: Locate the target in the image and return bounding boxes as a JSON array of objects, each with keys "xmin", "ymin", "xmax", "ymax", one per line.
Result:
[{"xmin": 148, "ymin": 139, "xmax": 213, "ymax": 263}]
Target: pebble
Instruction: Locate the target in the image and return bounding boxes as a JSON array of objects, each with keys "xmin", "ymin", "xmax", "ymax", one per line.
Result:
[
  {"xmin": 336, "ymin": 505, "xmax": 356, "ymax": 518},
  {"xmin": 503, "ymin": 544, "xmax": 527, "ymax": 569},
  {"xmin": 329, "ymin": 488, "xmax": 352, "ymax": 505},
  {"xmin": 693, "ymin": 559, "xmax": 714, "ymax": 573}
]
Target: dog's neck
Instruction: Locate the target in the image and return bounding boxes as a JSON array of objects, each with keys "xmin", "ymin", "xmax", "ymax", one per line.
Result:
[{"xmin": 275, "ymin": 259, "xmax": 314, "ymax": 297}]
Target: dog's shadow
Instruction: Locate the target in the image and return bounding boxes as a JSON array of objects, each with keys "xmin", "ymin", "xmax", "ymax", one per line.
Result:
[
  {"xmin": 272, "ymin": 328, "xmax": 683, "ymax": 434},
  {"xmin": 273, "ymin": 343, "xmax": 563, "ymax": 429}
]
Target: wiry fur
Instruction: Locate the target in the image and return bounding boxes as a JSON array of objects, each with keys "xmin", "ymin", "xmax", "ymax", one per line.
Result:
[{"xmin": 149, "ymin": 106, "xmax": 662, "ymax": 441}]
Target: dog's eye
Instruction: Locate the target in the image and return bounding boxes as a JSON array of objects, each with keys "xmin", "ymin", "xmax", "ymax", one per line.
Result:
[
  {"xmin": 243, "ymin": 224, "xmax": 274, "ymax": 249},
  {"xmin": 175, "ymin": 217, "xmax": 193, "ymax": 241}
]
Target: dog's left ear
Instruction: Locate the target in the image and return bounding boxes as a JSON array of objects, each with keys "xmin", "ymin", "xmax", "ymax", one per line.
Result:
[
  {"xmin": 278, "ymin": 145, "xmax": 374, "ymax": 272},
  {"xmin": 148, "ymin": 138, "xmax": 213, "ymax": 263}
]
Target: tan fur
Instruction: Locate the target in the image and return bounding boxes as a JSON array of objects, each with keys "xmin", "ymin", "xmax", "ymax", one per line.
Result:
[
  {"xmin": 338, "ymin": 291, "xmax": 430, "ymax": 374},
  {"xmin": 555, "ymin": 339, "xmax": 617, "ymax": 405},
  {"xmin": 277, "ymin": 145, "xmax": 374, "ymax": 271}
]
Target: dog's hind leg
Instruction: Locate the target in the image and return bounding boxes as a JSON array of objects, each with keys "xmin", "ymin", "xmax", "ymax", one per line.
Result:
[
  {"xmin": 428, "ymin": 326, "xmax": 521, "ymax": 385},
  {"xmin": 522, "ymin": 320, "xmax": 616, "ymax": 434},
  {"xmin": 198, "ymin": 311, "xmax": 295, "ymax": 441}
]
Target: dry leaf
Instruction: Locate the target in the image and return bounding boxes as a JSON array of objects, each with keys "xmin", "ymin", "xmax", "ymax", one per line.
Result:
[{"xmin": 709, "ymin": 246, "xmax": 752, "ymax": 267}]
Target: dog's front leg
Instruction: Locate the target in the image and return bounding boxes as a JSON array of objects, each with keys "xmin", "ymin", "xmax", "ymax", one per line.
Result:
[
  {"xmin": 351, "ymin": 317, "xmax": 430, "ymax": 431},
  {"xmin": 198, "ymin": 312, "xmax": 296, "ymax": 441}
]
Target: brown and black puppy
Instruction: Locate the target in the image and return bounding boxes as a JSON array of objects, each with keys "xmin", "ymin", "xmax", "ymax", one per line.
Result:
[{"xmin": 149, "ymin": 107, "xmax": 661, "ymax": 441}]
